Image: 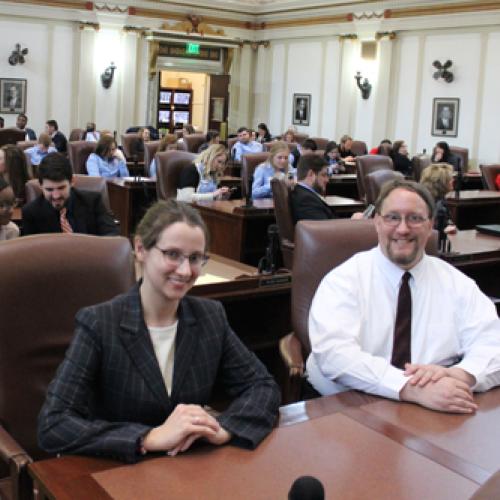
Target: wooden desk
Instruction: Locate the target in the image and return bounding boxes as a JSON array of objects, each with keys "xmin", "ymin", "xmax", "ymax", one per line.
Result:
[
  {"xmin": 107, "ymin": 178, "xmax": 157, "ymax": 237},
  {"xmin": 446, "ymin": 190, "xmax": 500, "ymax": 230},
  {"xmin": 326, "ymin": 173, "xmax": 359, "ymax": 199},
  {"xmin": 29, "ymin": 389, "xmax": 500, "ymax": 499}
]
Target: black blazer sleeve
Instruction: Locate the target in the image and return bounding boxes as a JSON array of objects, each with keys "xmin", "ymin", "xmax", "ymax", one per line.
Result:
[
  {"xmin": 178, "ymin": 163, "xmax": 200, "ymax": 189},
  {"xmin": 290, "ymin": 186, "xmax": 333, "ymax": 224},
  {"xmin": 72, "ymin": 190, "xmax": 119, "ymax": 236}
]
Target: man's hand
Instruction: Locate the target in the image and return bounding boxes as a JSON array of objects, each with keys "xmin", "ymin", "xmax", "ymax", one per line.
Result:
[
  {"xmin": 404, "ymin": 363, "xmax": 450, "ymax": 387},
  {"xmin": 400, "ymin": 376, "xmax": 478, "ymax": 413}
]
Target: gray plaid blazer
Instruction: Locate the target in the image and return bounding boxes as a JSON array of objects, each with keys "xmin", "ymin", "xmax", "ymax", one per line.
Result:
[{"xmin": 38, "ymin": 284, "xmax": 280, "ymax": 463}]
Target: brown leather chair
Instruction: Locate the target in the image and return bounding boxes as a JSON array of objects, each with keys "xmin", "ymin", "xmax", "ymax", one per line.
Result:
[
  {"xmin": 227, "ymin": 136, "xmax": 239, "ymax": 155},
  {"xmin": 25, "ymin": 175, "xmax": 111, "ymax": 211},
  {"xmin": 144, "ymin": 141, "xmax": 161, "ymax": 176},
  {"xmin": 356, "ymin": 154, "xmax": 393, "ymax": 202},
  {"xmin": 293, "ymin": 133, "xmax": 309, "ymax": 145},
  {"xmin": 411, "ymin": 154, "xmax": 431, "ymax": 182},
  {"xmin": 16, "ymin": 140, "xmax": 37, "ymax": 151},
  {"xmin": 279, "ymin": 219, "xmax": 438, "ymax": 403},
  {"xmin": 365, "ymin": 169, "xmax": 405, "ymax": 205},
  {"xmin": 308, "ymin": 137, "xmax": 330, "ymax": 150},
  {"xmin": 68, "ymin": 128, "xmax": 85, "ymax": 142},
  {"xmin": 120, "ymin": 133, "xmax": 140, "ymax": 161},
  {"xmin": 155, "ymin": 150, "xmax": 196, "ymax": 200},
  {"xmin": 0, "ymin": 128, "xmax": 25, "ymax": 148},
  {"xmin": 0, "ymin": 234, "xmax": 134, "ymax": 500},
  {"xmin": 351, "ymin": 140, "xmax": 368, "ymax": 156},
  {"xmin": 450, "ymin": 146, "xmax": 469, "ymax": 171},
  {"xmin": 180, "ymin": 133, "xmax": 206, "ymax": 153},
  {"xmin": 263, "ymin": 141, "xmax": 297, "ymax": 153},
  {"xmin": 480, "ymin": 164, "xmax": 500, "ymax": 191},
  {"xmin": 241, "ymin": 152, "xmax": 270, "ymax": 199},
  {"xmin": 67, "ymin": 141, "xmax": 97, "ymax": 175},
  {"xmin": 270, "ymin": 178, "xmax": 295, "ymax": 269}
]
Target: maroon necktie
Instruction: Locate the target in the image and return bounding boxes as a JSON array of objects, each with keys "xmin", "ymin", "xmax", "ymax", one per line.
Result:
[
  {"xmin": 60, "ymin": 207, "xmax": 73, "ymax": 234},
  {"xmin": 391, "ymin": 271, "xmax": 412, "ymax": 369}
]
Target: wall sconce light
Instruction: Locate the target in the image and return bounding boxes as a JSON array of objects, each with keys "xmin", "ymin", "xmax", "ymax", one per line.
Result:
[
  {"xmin": 8, "ymin": 44, "xmax": 28, "ymax": 66},
  {"xmin": 101, "ymin": 62, "xmax": 116, "ymax": 89},
  {"xmin": 432, "ymin": 60, "xmax": 454, "ymax": 83},
  {"xmin": 354, "ymin": 72, "xmax": 372, "ymax": 99}
]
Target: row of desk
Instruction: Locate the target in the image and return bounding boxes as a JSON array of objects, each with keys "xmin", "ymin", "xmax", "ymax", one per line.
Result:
[{"xmin": 29, "ymin": 387, "xmax": 500, "ymax": 499}]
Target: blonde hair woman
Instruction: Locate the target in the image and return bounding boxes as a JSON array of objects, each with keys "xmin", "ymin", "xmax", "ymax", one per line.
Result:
[{"xmin": 176, "ymin": 144, "xmax": 229, "ymax": 202}]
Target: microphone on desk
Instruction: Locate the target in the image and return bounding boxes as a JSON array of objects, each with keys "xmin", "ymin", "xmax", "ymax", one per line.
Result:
[
  {"xmin": 242, "ymin": 175, "xmax": 254, "ymax": 208},
  {"xmin": 436, "ymin": 203, "xmax": 448, "ymax": 253},
  {"xmin": 455, "ymin": 158, "xmax": 462, "ymax": 199},
  {"xmin": 288, "ymin": 476, "xmax": 325, "ymax": 500},
  {"xmin": 258, "ymin": 224, "xmax": 279, "ymax": 274}
]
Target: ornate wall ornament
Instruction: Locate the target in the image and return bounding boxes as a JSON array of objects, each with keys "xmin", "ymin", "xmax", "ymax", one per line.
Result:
[{"xmin": 160, "ymin": 15, "xmax": 225, "ymax": 37}]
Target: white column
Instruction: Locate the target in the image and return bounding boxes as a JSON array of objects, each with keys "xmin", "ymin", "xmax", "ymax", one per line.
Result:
[
  {"xmin": 75, "ymin": 27, "xmax": 97, "ymax": 127},
  {"xmin": 252, "ymin": 44, "xmax": 270, "ymax": 128},
  {"xmin": 237, "ymin": 44, "xmax": 253, "ymax": 128},
  {"xmin": 228, "ymin": 47, "xmax": 241, "ymax": 133},
  {"xmin": 117, "ymin": 30, "xmax": 139, "ymax": 134},
  {"xmin": 335, "ymin": 38, "xmax": 358, "ymax": 138}
]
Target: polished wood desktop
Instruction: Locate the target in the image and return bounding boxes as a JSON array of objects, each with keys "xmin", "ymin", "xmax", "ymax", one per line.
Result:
[
  {"xmin": 446, "ymin": 190, "xmax": 500, "ymax": 230},
  {"xmin": 29, "ymin": 388, "xmax": 500, "ymax": 499}
]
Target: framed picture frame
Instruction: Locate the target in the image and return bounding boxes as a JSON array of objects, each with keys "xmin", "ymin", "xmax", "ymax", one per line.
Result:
[
  {"xmin": 0, "ymin": 78, "xmax": 27, "ymax": 114},
  {"xmin": 292, "ymin": 93, "xmax": 311, "ymax": 126},
  {"xmin": 431, "ymin": 97, "xmax": 459, "ymax": 137}
]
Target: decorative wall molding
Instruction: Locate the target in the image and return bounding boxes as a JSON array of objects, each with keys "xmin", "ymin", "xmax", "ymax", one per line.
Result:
[
  {"xmin": 78, "ymin": 21, "xmax": 99, "ymax": 30},
  {"xmin": 375, "ymin": 31, "xmax": 396, "ymax": 41},
  {"xmin": 338, "ymin": 33, "xmax": 358, "ymax": 40},
  {"xmin": 93, "ymin": 2, "xmax": 127, "ymax": 13},
  {"xmin": 385, "ymin": 1, "xmax": 500, "ymax": 19},
  {"xmin": 349, "ymin": 11, "xmax": 385, "ymax": 21},
  {"xmin": 160, "ymin": 15, "xmax": 225, "ymax": 37}
]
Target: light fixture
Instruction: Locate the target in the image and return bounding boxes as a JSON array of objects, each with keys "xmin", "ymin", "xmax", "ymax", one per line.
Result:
[
  {"xmin": 354, "ymin": 72, "xmax": 372, "ymax": 99},
  {"xmin": 8, "ymin": 44, "xmax": 28, "ymax": 66},
  {"xmin": 101, "ymin": 62, "xmax": 117, "ymax": 89},
  {"xmin": 432, "ymin": 60, "xmax": 454, "ymax": 83}
]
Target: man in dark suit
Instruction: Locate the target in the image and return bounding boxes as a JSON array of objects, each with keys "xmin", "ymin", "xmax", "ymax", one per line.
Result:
[
  {"xmin": 16, "ymin": 113, "xmax": 37, "ymax": 140},
  {"xmin": 45, "ymin": 119, "xmax": 67, "ymax": 153},
  {"xmin": 290, "ymin": 155, "xmax": 334, "ymax": 223},
  {"xmin": 22, "ymin": 153, "xmax": 118, "ymax": 236}
]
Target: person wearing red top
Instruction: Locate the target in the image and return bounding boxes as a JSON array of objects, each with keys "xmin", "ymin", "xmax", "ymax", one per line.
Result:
[{"xmin": 495, "ymin": 173, "xmax": 500, "ymax": 190}]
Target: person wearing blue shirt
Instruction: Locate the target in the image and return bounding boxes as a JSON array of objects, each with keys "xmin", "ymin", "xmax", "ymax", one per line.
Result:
[
  {"xmin": 231, "ymin": 127, "xmax": 263, "ymax": 161},
  {"xmin": 252, "ymin": 141, "xmax": 294, "ymax": 199},
  {"xmin": 86, "ymin": 135, "xmax": 129, "ymax": 178},
  {"xmin": 25, "ymin": 133, "xmax": 57, "ymax": 166}
]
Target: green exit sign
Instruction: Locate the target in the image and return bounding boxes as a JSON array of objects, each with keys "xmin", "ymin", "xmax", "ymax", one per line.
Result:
[{"xmin": 186, "ymin": 43, "xmax": 200, "ymax": 55}]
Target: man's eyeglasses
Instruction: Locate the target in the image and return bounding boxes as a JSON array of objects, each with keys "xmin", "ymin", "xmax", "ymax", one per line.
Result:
[
  {"xmin": 0, "ymin": 202, "xmax": 15, "ymax": 210},
  {"xmin": 155, "ymin": 246, "xmax": 209, "ymax": 268},
  {"xmin": 380, "ymin": 213, "xmax": 429, "ymax": 227}
]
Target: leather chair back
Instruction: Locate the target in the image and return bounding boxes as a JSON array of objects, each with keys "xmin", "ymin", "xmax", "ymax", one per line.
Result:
[
  {"xmin": 69, "ymin": 128, "xmax": 85, "ymax": 141},
  {"xmin": 241, "ymin": 152, "xmax": 270, "ymax": 199},
  {"xmin": 356, "ymin": 154, "xmax": 393, "ymax": 202},
  {"xmin": 0, "ymin": 234, "xmax": 134, "ymax": 461},
  {"xmin": 263, "ymin": 141, "xmax": 297, "ymax": 153},
  {"xmin": 293, "ymin": 133, "xmax": 309, "ymax": 145},
  {"xmin": 292, "ymin": 219, "xmax": 438, "ymax": 354},
  {"xmin": 227, "ymin": 137, "xmax": 239, "ymax": 155},
  {"xmin": 121, "ymin": 133, "xmax": 140, "ymax": 160},
  {"xmin": 365, "ymin": 169, "xmax": 405, "ymax": 205},
  {"xmin": 67, "ymin": 140, "xmax": 97, "ymax": 175},
  {"xmin": 378, "ymin": 143, "xmax": 393, "ymax": 157},
  {"xmin": 25, "ymin": 175, "xmax": 111, "ymax": 211},
  {"xmin": 480, "ymin": 164, "xmax": 500, "ymax": 190},
  {"xmin": 16, "ymin": 140, "xmax": 37, "ymax": 151},
  {"xmin": 271, "ymin": 178, "xmax": 295, "ymax": 269},
  {"xmin": 181, "ymin": 133, "xmax": 206, "ymax": 153},
  {"xmin": 155, "ymin": 150, "xmax": 196, "ymax": 200},
  {"xmin": 351, "ymin": 140, "xmax": 368, "ymax": 156},
  {"xmin": 0, "ymin": 128, "xmax": 25, "ymax": 147},
  {"xmin": 144, "ymin": 140, "xmax": 161, "ymax": 176},
  {"xmin": 411, "ymin": 154, "xmax": 431, "ymax": 182},
  {"xmin": 450, "ymin": 146, "xmax": 469, "ymax": 171},
  {"xmin": 308, "ymin": 137, "xmax": 329, "ymax": 150}
]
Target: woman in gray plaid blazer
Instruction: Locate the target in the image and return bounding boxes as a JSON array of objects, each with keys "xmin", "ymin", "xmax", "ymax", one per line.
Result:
[{"xmin": 38, "ymin": 200, "xmax": 280, "ymax": 463}]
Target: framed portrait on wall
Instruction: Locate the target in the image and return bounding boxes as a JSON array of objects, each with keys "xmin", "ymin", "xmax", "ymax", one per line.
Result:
[
  {"xmin": 0, "ymin": 78, "xmax": 27, "ymax": 114},
  {"xmin": 432, "ymin": 97, "xmax": 459, "ymax": 137},
  {"xmin": 292, "ymin": 93, "xmax": 311, "ymax": 126}
]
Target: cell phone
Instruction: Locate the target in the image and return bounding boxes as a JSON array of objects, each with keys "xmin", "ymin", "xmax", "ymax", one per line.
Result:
[{"xmin": 229, "ymin": 186, "xmax": 238, "ymax": 192}]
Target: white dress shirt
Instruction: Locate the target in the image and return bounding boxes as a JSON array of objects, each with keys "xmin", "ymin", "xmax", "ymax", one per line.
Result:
[
  {"xmin": 149, "ymin": 322, "xmax": 177, "ymax": 395},
  {"xmin": 307, "ymin": 246, "xmax": 500, "ymax": 400}
]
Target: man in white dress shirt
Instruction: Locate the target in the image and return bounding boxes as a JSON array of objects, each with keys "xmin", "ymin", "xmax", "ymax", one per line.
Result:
[{"xmin": 307, "ymin": 179, "xmax": 500, "ymax": 413}]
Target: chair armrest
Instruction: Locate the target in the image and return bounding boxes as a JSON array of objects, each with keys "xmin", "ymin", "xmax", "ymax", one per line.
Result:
[
  {"xmin": 279, "ymin": 333, "xmax": 305, "ymax": 377},
  {"xmin": 281, "ymin": 239, "xmax": 295, "ymax": 251}
]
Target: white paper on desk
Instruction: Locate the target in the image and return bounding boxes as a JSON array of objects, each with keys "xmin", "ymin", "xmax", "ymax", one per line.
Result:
[
  {"xmin": 122, "ymin": 177, "xmax": 152, "ymax": 182},
  {"xmin": 195, "ymin": 273, "xmax": 230, "ymax": 285}
]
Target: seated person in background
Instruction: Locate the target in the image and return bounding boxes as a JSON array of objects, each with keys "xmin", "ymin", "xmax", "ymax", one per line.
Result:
[
  {"xmin": 369, "ymin": 139, "xmax": 392, "ymax": 155},
  {"xmin": 22, "ymin": 153, "xmax": 118, "ymax": 236},
  {"xmin": 16, "ymin": 113, "xmax": 37, "ymax": 140},
  {"xmin": 252, "ymin": 141, "xmax": 292, "ymax": 199},
  {"xmin": 100, "ymin": 130, "xmax": 126, "ymax": 163},
  {"xmin": 45, "ymin": 119, "xmax": 67, "ymax": 153},
  {"xmin": 290, "ymin": 138, "xmax": 317, "ymax": 169},
  {"xmin": 231, "ymin": 126, "xmax": 263, "ymax": 161},
  {"xmin": 130, "ymin": 127, "xmax": 151, "ymax": 160},
  {"xmin": 0, "ymin": 179, "xmax": 19, "ymax": 240},
  {"xmin": 84, "ymin": 122, "xmax": 100, "ymax": 142},
  {"xmin": 290, "ymin": 155, "xmax": 333, "ymax": 224},
  {"xmin": 176, "ymin": 144, "xmax": 230, "ymax": 202},
  {"xmin": 391, "ymin": 140, "xmax": 412, "ymax": 177},
  {"xmin": 176, "ymin": 124, "xmax": 196, "ymax": 146},
  {"xmin": 0, "ymin": 144, "xmax": 30, "ymax": 206},
  {"xmin": 307, "ymin": 179, "xmax": 500, "ymax": 412},
  {"xmin": 86, "ymin": 135, "xmax": 129, "ymax": 178},
  {"xmin": 338, "ymin": 135, "xmax": 356, "ymax": 163},
  {"xmin": 323, "ymin": 141, "xmax": 344, "ymax": 174},
  {"xmin": 256, "ymin": 123, "xmax": 272, "ymax": 144},
  {"xmin": 431, "ymin": 141, "xmax": 460, "ymax": 171},
  {"xmin": 283, "ymin": 129, "xmax": 296, "ymax": 143},
  {"xmin": 25, "ymin": 133, "xmax": 57, "ymax": 166},
  {"xmin": 496, "ymin": 173, "xmax": 500, "ymax": 190},
  {"xmin": 198, "ymin": 130, "xmax": 220, "ymax": 153},
  {"xmin": 149, "ymin": 134, "xmax": 178, "ymax": 178},
  {"xmin": 38, "ymin": 199, "xmax": 280, "ymax": 462},
  {"xmin": 420, "ymin": 163, "xmax": 456, "ymax": 234}
]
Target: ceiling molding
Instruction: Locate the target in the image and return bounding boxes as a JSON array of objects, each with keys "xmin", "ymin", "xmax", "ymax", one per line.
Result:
[
  {"xmin": 385, "ymin": 1, "xmax": 500, "ymax": 19},
  {"xmin": 0, "ymin": 0, "xmax": 91, "ymax": 8}
]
